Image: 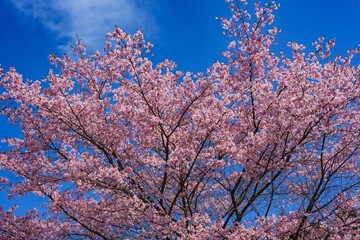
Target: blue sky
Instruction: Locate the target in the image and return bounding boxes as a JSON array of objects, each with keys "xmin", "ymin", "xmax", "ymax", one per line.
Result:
[
  {"xmin": 1, "ymin": 0, "xmax": 359, "ymax": 78},
  {"xmin": 0, "ymin": 0, "xmax": 360, "ymax": 214}
]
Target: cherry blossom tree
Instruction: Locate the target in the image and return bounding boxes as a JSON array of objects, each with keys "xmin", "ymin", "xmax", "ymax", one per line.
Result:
[{"xmin": 1, "ymin": 0, "xmax": 359, "ymax": 239}]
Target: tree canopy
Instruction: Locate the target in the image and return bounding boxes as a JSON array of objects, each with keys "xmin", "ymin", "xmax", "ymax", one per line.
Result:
[{"xmin": 0, "ymin": 1, "xmax": 360, "ymax": 239}]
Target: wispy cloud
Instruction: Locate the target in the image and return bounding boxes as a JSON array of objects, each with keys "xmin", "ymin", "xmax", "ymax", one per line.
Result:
[{"xmin": 9, "ymin": 0, "xmax": 157, "ymax": 51}]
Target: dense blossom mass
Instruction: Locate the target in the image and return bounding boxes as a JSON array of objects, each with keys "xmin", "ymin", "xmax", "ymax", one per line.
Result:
[{"xmin": 0, "ymin": 0, "xmax": 360, "ymax": 239}]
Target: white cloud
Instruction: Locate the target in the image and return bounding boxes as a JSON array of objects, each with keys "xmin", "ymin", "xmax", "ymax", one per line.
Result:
[{"xmin": 9, "ymin": 0, "xmax": 157, "ymax": 51}]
